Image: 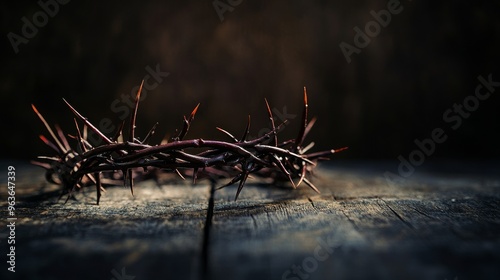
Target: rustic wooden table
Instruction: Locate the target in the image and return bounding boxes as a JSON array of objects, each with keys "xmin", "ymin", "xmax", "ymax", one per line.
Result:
[{"xmin": 1, "ymin": 160, "xmax": 499, "ymax": 280}]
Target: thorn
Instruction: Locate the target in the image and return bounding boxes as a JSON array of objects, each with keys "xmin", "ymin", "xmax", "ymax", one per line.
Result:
[
  {"xmin": 39, "ymin": 135, "xmax": 59, "ymax": 152},
  {"xmin": 216, "ymin": 127, "xmax": 238, "ymax": 142},
  {"xmin": 271, "ymin": 155, "xmax": 295, "ymax": 189},
  {"xmin": 63, "ymin": 98, "xmax": 112, "ymax": 144},
  {"xmin": 189, "ymin": 103, "xmax": 200, "ymax": 122},
  {"xmin": 240, "ymin": 115, "xmax": 251, "ymax": 142},
  {"xmin": 128, "ymin": 169, "xmax": 134, "ymax": 196},
  {"xmin": 160, "ymin": 133, "xmax": 169, "ymax": 145},
  {"xmin": 303, "ymin": 147, "xmax": 348, "ymax": 160},
  {"xmin": 95, "ymin": 172, "xmax": 102, "ymax": 205},
  {"xmin": 82, "ymin": 124, "xmax": 88, "ymax": 142},
  {"xmin": 301, "ymin": 141, "xmax": 315, "ymax": 154},
  {"xmin": 296, "ymin": 165, "xmax": 307, "ymax": 188},
  {"xmin": 130, "ymin": 80, "xmax": 144, "ymax": 142},
  {"xmin": 193, "ymin": 168, "xmax": 199, "ymax": 184},
  {"xmin": 175, "ymin": 169, "xmax": 186, "ymax": 180},
  {"xmin": 32, "ymin": 104, "xmax": 66, "ymax": 153},
  {"xmin": 176, "ymin": 103, "xmax": 200, "ymax": 141},
  {"xmin": 295, "ymin": 87, "xmax": 309, "ymax": 152},
  {"xmin": 234, "ymin": 171, "xmax": 249, "ymax": 201},
  {"xmin": 112, "ymin": 121, "xmax": 126, "ymax": 142},
  {"xmin": 264, "ymin": 98, "xmax": 277, "ymax": 146},
  {"xmin": 142, "ymin": 122, "xmax": 159, "ymax": 144},
  {"xmin": 303, "ymin": 177, "xmax": 320, "ymax": 194},
  {"xmin": 55, "ymin": 124, "xmax": 71, "ymax": 151},
  {"xmin": 302, "ymin": 116, "xmax": 317, "ymax": 144},
  {"xmin": 73, "ymin": 118, "xmax": 87, "ymax": 153},
  {"xmin": 333, "ymin": 147, "xmax": 349, "ymax": 153},
  {"xmin": 64, "ymin": 184, "xmax": 78, "ymax": 204}
]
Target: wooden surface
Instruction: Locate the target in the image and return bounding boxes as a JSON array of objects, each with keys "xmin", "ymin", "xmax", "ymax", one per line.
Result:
[{"xmin": 1, "ymin": 160, "xmax": 500, "ymax": 280}]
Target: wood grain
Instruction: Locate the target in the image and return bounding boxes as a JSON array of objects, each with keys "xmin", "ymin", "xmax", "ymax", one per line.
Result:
[{"xmin": 1, "ymin": 160, "xmax": 499, "ymax": 280}]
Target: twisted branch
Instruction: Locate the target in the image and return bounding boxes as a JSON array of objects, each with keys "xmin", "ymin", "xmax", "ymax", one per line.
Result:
[{"xmin": 32, "ymin": 86, "xmax": 347, "ymax": 204}]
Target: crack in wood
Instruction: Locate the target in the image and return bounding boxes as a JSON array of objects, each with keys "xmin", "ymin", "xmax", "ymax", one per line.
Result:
[
  {"xmin": 339, "ymin": 207, "xmax": 360, "ymax": 231},
  {"xmin": 201, "ymin": 180, "xmax": 216, "ymax": 280},
  {"xmin": 250, "ymin": 214, "xmax": 258, "ymax": 229},
  {"xmin": 413, "ymin": 207, "xmax": 438, "ymax": 221},
  {"xmin": 380, "ymin": 199, "xmax": 416, "ymax": 230},
  {"xmin": 332, "ymin": 195, "xmax": 397, "ymax": 201},
  {"xmin": 265, "ymin": 211, "xmax": 273, "ymax": 229}
]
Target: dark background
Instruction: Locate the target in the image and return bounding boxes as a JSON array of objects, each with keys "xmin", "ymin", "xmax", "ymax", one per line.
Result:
[{"xmin": 1, "ymin": 0, "xmax": 499, "ymax": 160}]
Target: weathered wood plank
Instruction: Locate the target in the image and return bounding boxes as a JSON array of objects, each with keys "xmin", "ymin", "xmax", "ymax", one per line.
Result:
[
  {"xmin": 1, "ymin": 161, "xmax": 499, "ymax": 280},
  {"xmin": 205, "ymin": 161, "xmax": 500, "ymax": 280}
]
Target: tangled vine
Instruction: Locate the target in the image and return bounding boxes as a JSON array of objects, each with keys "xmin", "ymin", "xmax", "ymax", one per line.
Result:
[{"xmin": 32, "ymin": 82, "xmax": 347, "ymax": 204}]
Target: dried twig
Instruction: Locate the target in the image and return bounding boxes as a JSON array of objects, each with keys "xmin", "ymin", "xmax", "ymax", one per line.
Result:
[{"xmin": 32, "ymin": 86, "xmax": 347, "ymax": 204}]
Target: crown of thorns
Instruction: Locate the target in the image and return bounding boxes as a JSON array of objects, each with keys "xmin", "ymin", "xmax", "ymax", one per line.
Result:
[{"xmin": 32, "ymin": 82, "xmax": 347, "ymax": 204}]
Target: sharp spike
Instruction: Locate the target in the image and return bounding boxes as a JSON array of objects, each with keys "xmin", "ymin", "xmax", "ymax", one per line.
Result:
[
  {"xmin": 193, "ymin": 168, "xmax": 199, "ymax": 184},
  {"xmin": 304, "ymin": 147, "xmax": 348, "ymax": 160},
  {"xmin": 160, "ymin": 133, "xmax": 169, "ymax": 145},
  {"xmin": 130, "ymin": 80, "xmax": 144, "ymax": 143},
  {"xmin": 271, "ymin": 155, "xmax": 296, "ymax": 189},
  {"xmin": 64, "ymin": 184, "xmax": 78, "ymax": 204},
  {"xmin": 216, "ymin": 127, "xmax": 238, "ymax": 142},
  {"xmin": 254, "ymin": 144, "xmax": 316, "ymax": 166},
  {"xmin": 239, "ymin": 119, "xmax": 287, "ymax": 146},
  {"xmin": 128, "ymin": 169, "xmax": 134, "ymax": 196},
  {"xmin": 264, "ymin": 99, "xmax": 278, "ymax": 146},
  {"xmin": 64, "ymin": 192, "xmax": 72, "ymax": 204},
  {"xmin": 189, "ymin": 103, "xmax": 200, "ymax": 122},
  {"xmin": 112, "ymin": 120, "xmax": 126, "ymax": 142},
  {"xmin": 85, "ymin": 173, "xmax": 96, "ymax": 185},
  {"xmin": 296, "ymin": 165, "xmax": 307, "ymax": 188},
  {"xmin": 295, "ymin": 87, "xmax": 309, "ymax": 152},
  {"xmin": 122, "ymin": 169, "xmax": 128, "ymax": 189},
  {"xmin": 334, "ymin": 147, "xmax": 349, "ymax": 153},
  {"xmin": 95, "ymin": 172, "xmax": 102, "ymax": 205},
  {"xmin": 234, "ymin": 171, "xmax": 249, "ymax": 201},
  {"xmin": 39, "ymin": 135, "xmax": 59, "ymax": 152},
  {"xmin": 63, "ymin": 98, "xmax": 112, "ymax": 144},
  {"xmin": 55, "ymin": 124, "xmax": 71, "ymax": 152},
  {"xmin": 240, "ymin": 115, "xmax": 251, "ymax": 142},
  {"xmin": 301, "ymin": 141, "xmax": 315, "ymax": 154},
  {"xmin": 175, "ymin": 169, "xmax": 186, "ymax": 180},
  {"xmin": 216, "ymin": 173, "xmax": 243, "ymax": 190},
  {"xmin": 82, "ymin": 124, "xmax": 88, "ymax": 142},
  {"xmin": 32, "ymin": 104, "xmax": 66, "ymax": 153},
  {"xmin": 303, "ymin": 177, "xmax": 320, "ymax": 194},
  {"xmin": 30, "ymin": 160, "xmax": 51, "ymax": 170},
  {"xmin": 142, "ymin": 122, "xmax": 159, "ymax": 144},
  {"xmin": 73, "ymin": 118, "xmax": 87, "ymax": 153},
  {"xmin": 301, "ymin": 116, "xmax": 317, "ymax": 145},
  {"xmin": 175, "ymin": 103, "xmax": 200, "ymax": 141}
]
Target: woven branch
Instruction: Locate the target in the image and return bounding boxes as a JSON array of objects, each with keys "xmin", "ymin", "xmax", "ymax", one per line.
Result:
[{"xmin": 32, "ymin": 85, "xmax": 347, "ymax": 204}]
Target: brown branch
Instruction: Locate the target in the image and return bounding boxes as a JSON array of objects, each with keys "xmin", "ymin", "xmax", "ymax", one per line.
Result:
[{"xmin": 33, "ymin": 85, "xmax": 347, "ymax": 204}]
